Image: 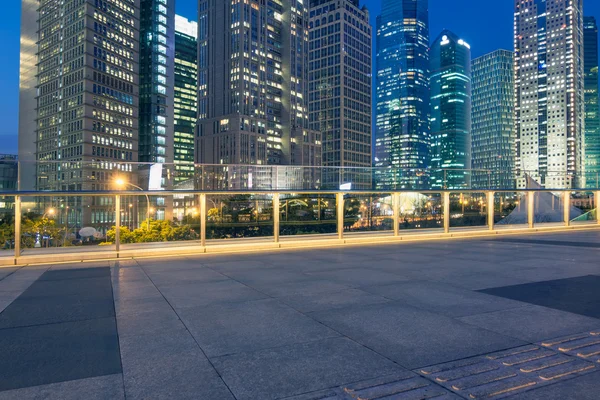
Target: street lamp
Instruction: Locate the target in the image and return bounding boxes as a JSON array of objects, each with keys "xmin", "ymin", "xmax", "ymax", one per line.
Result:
[{"xmin": 115, "ymin": 178, "xmax": 151, "ymax": 231}]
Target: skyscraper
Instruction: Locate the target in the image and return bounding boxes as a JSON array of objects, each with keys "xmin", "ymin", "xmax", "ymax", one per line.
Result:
[
  {"xmin": 174, "ymin": 15, "xmax": 198, "ymax": 184},
  {"xmin": 196, "ymin": 1, "xmax": 321, "ymax": 169},
  {"xmin": 375, "ymin": 0, "xmax": 430, "ymax": 189},
  {"xmin": 514, "ymin": 0, "xmax": 585, "ymax": 189},
  {"xmin": 584, "ymin": 16, "xmax": 600, "ymax": 188},
  {"xmin": 430, "ymin": 30, "xmax": 472, "ymax": 190},
  {"xmin": 308, "ymin": 0, "xmax": 372, "ymax": 189},
  {"xmin": 19, "ymin": 0, "xmax": 140, "ymax": 230},
  {"xmin": 471, "ymin": 50, "xmax": 516, "ymax": 189},
  {"xmin": 138, "ymin": 0, "xmax": 175, "ymax": 169}
]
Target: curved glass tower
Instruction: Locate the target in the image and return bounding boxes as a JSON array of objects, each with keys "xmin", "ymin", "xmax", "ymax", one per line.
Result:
[
  {"xmin": 430, "ymin": 30, "xmax": 472, "ymax": 189},
  {"xmin": 375, "ymin": 0, "xmax": 430, "ymax": 189}
]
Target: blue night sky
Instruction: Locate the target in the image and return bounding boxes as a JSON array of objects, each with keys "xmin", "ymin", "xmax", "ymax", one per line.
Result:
[{"xmin": 2, "ymin": 0, "xmax": 600, "ymax": 154}]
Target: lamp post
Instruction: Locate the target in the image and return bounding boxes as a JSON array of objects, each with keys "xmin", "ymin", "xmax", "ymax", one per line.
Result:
[{"xmin": 115, "ymin": 178, "xmax": 151, "ymax": 231}]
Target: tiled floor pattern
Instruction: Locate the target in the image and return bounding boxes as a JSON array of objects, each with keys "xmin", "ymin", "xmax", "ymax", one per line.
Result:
[{"xmin": 284, "ymin": 329, "xmax": 600, "ymax": 400}]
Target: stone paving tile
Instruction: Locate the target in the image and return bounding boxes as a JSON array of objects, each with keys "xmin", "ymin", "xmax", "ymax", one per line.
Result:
[
  {"xmin": 311, "ymin": 301, "xmax": 525, "ymax": 369},
  {"xmin": 0, "ymin": 268, "xmax": 18, "ymax": 281},
  {"xmin": 280, "ymin": 288, "xmax": 390, "ymax": 313},
  {"xmin": 0, "ymin": 294, "xmax": 115, "ymax": 329},
  {"xmin": 0, "ymin": 374, "xmax": 125, "ymax": 400},
  {"xmin": 212, "ymin": 337, "xmax": 403, "ymax": 400},
  {"xmin": 416, "ymin": 341, "xmax": 598, "ymax": 399},
  {"xmin": 539, "ymin": 329, "xmax": 600, "ymax": 364},
  {"xmin": 306, "ymin": 268, "xmax": 412, "ymax": 287},
  {"xmin": 179, "ymin": 298, "xmax": 340, "ymax": 357},
  {"xmin": 480, "ymin": 275, "xmax": 600, "ymax": 318},
  {"xmin": 38, "ymin": 267, "xmax": 110, "ymax": 281},
  {"xmin": 0, "ymin": 317, "xmax": 121, "ymax": 392},
  {"xmin": 157, "ymin": 279, "xmax": 269, "ymax": 309},
  {"xmin": 116, "ymin": 308, "xmax": 185, "ymax": 338},
  {"xmin": 459, "ymin": 305, "xmax": 600, "ymax": 343},
  {"xmin": 281, "ymin": 371, "xmax": 461, "ymax": 399},
  {"xmin": 249, "ymin": 279, "xmax": 352, "ymax": 298},
  {"xmin": 511, "ymin": 370, "xmax": 600, "ymax": 399},
  {"xmin": 144, "ymin": 267, "xmax": 228, "ymax": 285},
  {"xmin": 113, "ymin": 295, "xmax": 173, "ymax": 316},
  {"xmin": 119, "ymin": 329, "xmax": 233, "ymax": 400},
  {"xmin": 361, "ymin": 281, "xmax": 527, "ymax": 317},
  {"xmin": 428, "ymin": 271, "xmax": 536, "ymax": 290}
]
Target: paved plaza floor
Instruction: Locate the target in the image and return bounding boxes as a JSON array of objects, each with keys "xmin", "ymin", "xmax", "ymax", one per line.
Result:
[{"xmin": 1, "ymin": 230, "xmax": 600, "ymax": 399}]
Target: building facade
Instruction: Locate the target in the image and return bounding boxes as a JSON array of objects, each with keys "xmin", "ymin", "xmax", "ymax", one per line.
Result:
[
  {"xmin": 173, "ymin": 15, "xmax": 198, "ymax": 184},
  {"xmin": 471, "ymin": 50, "xmax": 516, "ymax": 189},
  {"xmin": 584, "ymin": 16, "xmax": 600, "ymax": 188},
  {"xmin": 375, "ymin": 0, "xmax": 430, "ymax": 189},
  {"xmin": 138, "ymin": 0, "xmax": 175, "ymax": 167},
  {"xmin": 430, "ymin": 30, "xmax": 472, "ymax": 189},
  {"xmin": 196, "ymin": 0, "xmax": 321, "ymax": 175},
  {"xmin": 308, "ymin": 0, "xmax": 372, "ymax": 189},
  {"xmin": 0, "ymin": 155, "xmax": 18, "ymax": 217},
  {"xmin": 19, "ymin": 0, "xmax": 140, "ymax": 231},
  {"xmin": 514, "ymin": 0, "xmax": 585, "ymax": 189}
]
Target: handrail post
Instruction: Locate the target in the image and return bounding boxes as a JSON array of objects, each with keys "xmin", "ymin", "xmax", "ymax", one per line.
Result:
[
  {"xmin": 443, "ymin": 192, "xmax": 450, "ymax": 234},
  {"xmin": 563, "ymin": 191, "xmax": 570, "ymax": 227},
  {"xmin": 336, "ymin": 192, "xmax": 344, "ymax": 240},
  {"xmin": 393, "ymin": 192, "xmax": 400, "ymax": 237},
  {"xmin": 273, "ymin": 193, "xmax": 280, "ymax": 243},
  {"xmin": 596, "ymin": 191, "xmax": 600, "ymax": 224},
  {"xmin": 487, "ymin": 191, "xmax": 494, "ymax": 231},
  {"xmin": 200, "ymin": 193, "xmax": 206, "ymax": 247},
  {"xmin": 527, "ymin": 191, "xmax": 535, "ymax": 229},
  {"xmin": 115, "ymin": 194, "xmax": 121, "ymax": 253},
  {"xmin": 14, "ymin": 195, "xmax": 21, "ymax": 260}
]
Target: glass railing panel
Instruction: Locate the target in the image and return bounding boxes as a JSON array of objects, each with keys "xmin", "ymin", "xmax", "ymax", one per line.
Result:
[
  {"xmin": 280, "ymin": 194, "xmax": 337, "ymax": 236},
  {"xmin": 569, "ymin": 191, "xmax": 596, "ymax": 224},
  {"xmin": 19, "ymin": 195, "xmax": 117, "ymax": 255},
  {"xmin": 118, "ymin": 194, "xmax": 200, "ymax": 248},
  {"xmin": 449, "ymin": 192, "xmax": 488, "ymax": 229},
  {"xmin": 343, "ymin": 194, "xmax": 393, "ymax": 234},
  {"xmin": 533, "ymin": 191, "xmax": 566, "ymax": 227},
  {"xmin": 493, "ymin": 192, "xmax": 528, "ymax": 228},
  {"xmin": 206, "ymin": 194, "xmax": 273, "ymax": 240},
  {"xmin": 398, "ymin": 193, "xmax": 444, "ymax": 232}
]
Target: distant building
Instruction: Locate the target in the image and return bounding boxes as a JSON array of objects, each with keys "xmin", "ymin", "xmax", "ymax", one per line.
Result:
[
  {"xmin": 471, "ymin": 50, "xmax": 516, "ymax": 189},
  {"xmin": 375, "ymin": 0, "xmax": 430, "ymax": 189},
  {"xmin": 514, "ymin": 0, "xmax": 585, "ymax": 188},
  {"xmin": 196, "ymin": 1, "xmax": 321, "ymax": 176},
  {"xmin": 584, "ymin": 16, "xmax": 600, "ymax": 188},
  {"xmin": 174, "ymin": 15, "xmax": 198, "ymax": 185},
  {"xmin": 0, "ymin": 155, "xmax": 18, "ymax": 217},
  {"xmin": 430, "ymin": 30, "xmax": 472, "ymax": 189},
  {"xmin": 308, "ymin": 0, "xmax": 372, "ymax": 189}
]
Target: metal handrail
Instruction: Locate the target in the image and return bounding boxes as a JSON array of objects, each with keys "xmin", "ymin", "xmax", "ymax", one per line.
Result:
[{"xmin": 1, "ymin": 188, "xmax": 598, "ymax": 264}]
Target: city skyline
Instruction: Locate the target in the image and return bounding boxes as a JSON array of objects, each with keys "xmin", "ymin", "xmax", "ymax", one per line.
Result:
[{"xmin": 3, "ymin": 0, "xmax": 600, "ymax": 156}]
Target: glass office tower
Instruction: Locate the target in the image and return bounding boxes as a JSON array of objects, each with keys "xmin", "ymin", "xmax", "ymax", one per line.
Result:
[
  {"xmin": 471, "ymin": 50, "xmax": 516, "ymax": 189},
  {"xmin": 173, "ymin": 15, "xmax": 198, "ymax": 184},
  {"xmin": 584, "ymin": 16, "xmax": 600, "ymax": 188},
  {"xmin": 375, "ymin": 0, "xmax": 430, "ymax": 189},
  {"xmin": 197, "ymin": 0, "xmax": 321, "ymax": 169},
  {"xmin": 430, "ymin": 30, "xmax": 472, "ymax": 189},
  {"xmin": 308, "ymin": 0, "xmax": 372, "ymax": 189},
  {"xmin": 139, "ymin": 0, "xmax": 175, "ymax": 169},
  {"xmin": 514, "ymin": 0, "xmax": 585, "ymax": 189}
]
